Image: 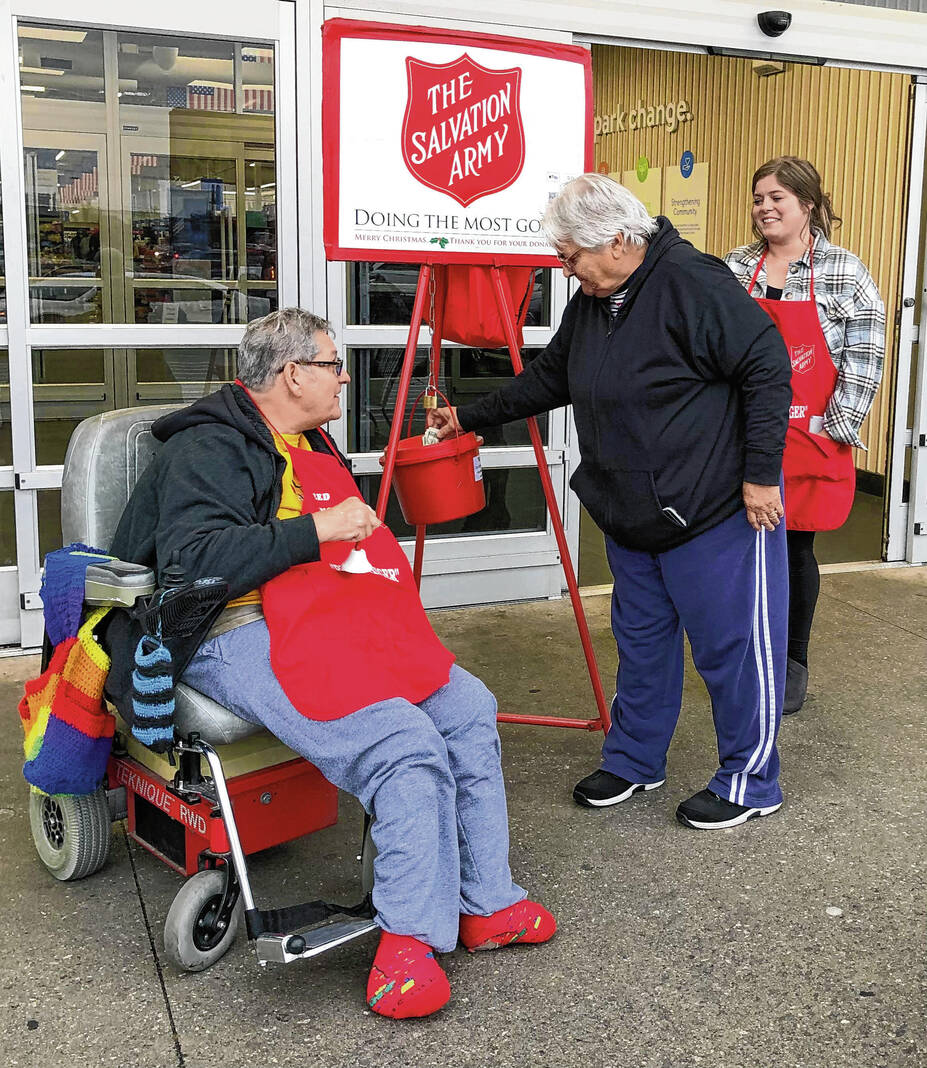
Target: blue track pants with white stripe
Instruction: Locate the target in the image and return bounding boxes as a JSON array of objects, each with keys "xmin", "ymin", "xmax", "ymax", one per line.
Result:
[{"xmin": 601, "ymin": 507, "xmax": 787, "ymax": 809}]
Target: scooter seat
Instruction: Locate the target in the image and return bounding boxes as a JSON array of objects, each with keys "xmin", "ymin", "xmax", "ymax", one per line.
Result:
[{"xmin": 174, "ymin": 683, "xmax": 264, "ymax": 746}]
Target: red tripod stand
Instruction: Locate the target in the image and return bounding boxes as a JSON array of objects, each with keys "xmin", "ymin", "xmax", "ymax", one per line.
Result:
[{"xmin": 375, "ymin": 263, "xmax": 610, "ymax": 734}]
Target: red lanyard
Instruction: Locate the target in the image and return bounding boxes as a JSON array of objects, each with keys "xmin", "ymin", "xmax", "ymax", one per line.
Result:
[
  {"xmin": 748, "ymin": 238, "xmax": 815, "ymax": 301},
  {"xmin": 233, "ymin": 378, "xmax": 352, "ymax": 476}
]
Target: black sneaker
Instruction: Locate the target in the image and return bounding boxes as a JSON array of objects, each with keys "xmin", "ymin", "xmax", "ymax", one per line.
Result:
[
  {"xmin": 676, "ymin": 788, "xmax": 782, "ymax": 830},
  {"xmin": 573, "ymin": 769, "xmax": 665, "ymax": 808},
  {"xmin": 783, "ymin": 657, "xmax": 808, "ymax": 715}
]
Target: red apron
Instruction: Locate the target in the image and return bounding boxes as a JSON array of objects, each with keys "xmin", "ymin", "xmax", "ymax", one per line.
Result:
[
  {"xmin": 748, "ymin": 246, "xmax": 855, "ymax": 531},
  {"xmin": 258, "ymin": 427, "xmax": 454, "ymax": 720}
]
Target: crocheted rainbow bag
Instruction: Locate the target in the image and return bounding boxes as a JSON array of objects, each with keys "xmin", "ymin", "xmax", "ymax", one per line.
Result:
[
  {"xmin": 19, "ymin": 607, "xmax": 115, "ymax": 796},
  {"xmin": 40, "ymin": 542, "xmax": 111, "ymax": 647}
]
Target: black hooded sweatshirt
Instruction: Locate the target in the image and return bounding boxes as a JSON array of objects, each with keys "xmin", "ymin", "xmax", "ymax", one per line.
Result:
[
  {"xmin": 110, "ymin": 381, "xmax": 334, "ymax": 591},
  {"xmin": 104, "ymin": 383, "xmax": 341, "ymax": 723},
  {"xmin": 457, "ymin": 218, "xmax": 792, "ymax": 553}
]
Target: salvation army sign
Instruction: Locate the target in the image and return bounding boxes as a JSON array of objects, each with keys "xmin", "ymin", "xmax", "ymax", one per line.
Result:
[
  {"xmin": 402, "ymin": 54, "xmax": 525, "ymax": 208},
  {"xmin": 322, "ymin": 20, "xmax": 592, "ymax": 265}
]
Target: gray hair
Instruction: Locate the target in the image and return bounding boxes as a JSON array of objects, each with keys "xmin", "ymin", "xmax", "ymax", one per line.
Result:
[
  {"xmin": 237, "ymin": 308, "xmax": 334, "ymax": 391},
  {"xmin": 542, "ymin": 173, "xmax": 658, "ymax": 251}
]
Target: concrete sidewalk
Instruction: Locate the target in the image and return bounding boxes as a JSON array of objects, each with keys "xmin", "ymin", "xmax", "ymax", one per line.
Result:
[{"xmin": 2, "ymin": 568, "xmax": 925, "ymax": 1068}]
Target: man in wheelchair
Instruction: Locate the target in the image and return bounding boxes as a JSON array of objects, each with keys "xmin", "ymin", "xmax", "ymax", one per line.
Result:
[{"xmin": 108, "ymin": 307, "xmax": 555, "ymax": 1019}]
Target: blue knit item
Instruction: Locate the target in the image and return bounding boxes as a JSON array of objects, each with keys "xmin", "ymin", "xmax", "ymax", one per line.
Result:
[
  {"xmin": 131, "ymin": 635, "xmax": 175, "ymax": 752},
  {"xmin": 40, "ymin": 543, "xmax": 111, "ymax": 647}
]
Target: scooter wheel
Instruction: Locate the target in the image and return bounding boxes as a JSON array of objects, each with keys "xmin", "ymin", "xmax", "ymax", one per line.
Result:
[
  {"xmin": 29, "ymin": 787, "xmax": 111, "ymax": 882},
  {"xmin": 163, "ymin": 868, "xmax": 241, "ymax": 972}
]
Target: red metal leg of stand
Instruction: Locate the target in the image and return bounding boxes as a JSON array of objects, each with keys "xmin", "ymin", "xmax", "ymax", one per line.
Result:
[
  {"xmin": 377, "ymin": 265, "xmax": 431, "ymax": 520},
  {"xmin": 408, "ymin": 267, "xmax": 444, "ymax": 592},
  {"xmin": 496, "ymin": 712, "xmax": 603, "ymax": 730},
  {"xmin": 412, "ymin": 524, "xmax": 426, "ymax": 590},
  {"xmin": 490, "ymin": 267, "xmax": 612, "ymax": 734}
]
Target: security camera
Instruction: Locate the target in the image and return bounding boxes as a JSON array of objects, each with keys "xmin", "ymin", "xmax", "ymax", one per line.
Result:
[{"xmin": 757, "ymin": 10, "xmax": 792, "ymax": 37}]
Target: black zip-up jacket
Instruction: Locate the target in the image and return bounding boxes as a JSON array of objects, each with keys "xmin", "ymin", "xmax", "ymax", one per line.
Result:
[
  {"xmin": 457, "ymin": 218, "xmax": 792, "ymax": 552},
  {"xmin": 110, "ymin": 382, "xmax": 335, "ymax": 589},
  {"xmin": 104, "ymin": 383, "xmax": 340, "ymax": 723}
]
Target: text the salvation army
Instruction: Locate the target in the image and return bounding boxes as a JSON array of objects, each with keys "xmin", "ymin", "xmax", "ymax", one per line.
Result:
[{"xmin": 408, "ymin": 70, "xmax": 513, "ymax": 187}]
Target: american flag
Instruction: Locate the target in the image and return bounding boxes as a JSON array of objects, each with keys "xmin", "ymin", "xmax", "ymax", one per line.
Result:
[
  {"xmin": 131, "ymin": 154, "xmax": 160, "ymax": 175},
  {"xmin": 242, "ymin": 49, "xmax": 273, "ymax": 112},
  {"xmin": 243, "ymin": 87, "xmax": 274, "ymax": 113},
  {"xmin": 59, "ymin": 166, "xmax": 98, "ymax": 206},
  {"xmin": 166, "ymin": 84, "xmax": 235, "ymax": 112}
]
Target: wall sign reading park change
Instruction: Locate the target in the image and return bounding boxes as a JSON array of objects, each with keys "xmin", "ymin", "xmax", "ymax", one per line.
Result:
[
  {"xmin": 322, "ymin": 20, "xmax": 592, "ymax": 264},
  {"xmin": 594, "ymin": 98, "xmax": 694, "ymax": 136}
]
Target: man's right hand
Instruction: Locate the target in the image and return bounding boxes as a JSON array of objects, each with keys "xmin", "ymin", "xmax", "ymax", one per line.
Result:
[
  {"xmin": 425, "ymin": 405, "xmax": 462, "ymax": 441},
  {"xmin": 313, "ymin": 496, "xmax": 381, "ymax": 543}
]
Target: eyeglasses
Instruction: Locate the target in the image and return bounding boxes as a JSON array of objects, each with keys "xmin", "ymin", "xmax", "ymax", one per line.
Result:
[
  {"xmin": 280, "ymin": 357, "xmax": 345, "ymax": 376},
  {"xmin": 555, "ymin": 246, "xmax": 585, "ymax": 273}
]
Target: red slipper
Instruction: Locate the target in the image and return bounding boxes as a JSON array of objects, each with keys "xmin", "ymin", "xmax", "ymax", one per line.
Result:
[
  {"xmin": 459, "ymin": 899, "xmax": 557, "ymax": 952},
  {"xmin": 366, "ymin": 931, "xmax": 451, "ymax": 1019}
]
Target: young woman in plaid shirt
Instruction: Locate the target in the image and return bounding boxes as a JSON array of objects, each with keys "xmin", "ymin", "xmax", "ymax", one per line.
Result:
[{"xmin": 726, "ymin": 156, "xmax": 885, "ymax": 714}]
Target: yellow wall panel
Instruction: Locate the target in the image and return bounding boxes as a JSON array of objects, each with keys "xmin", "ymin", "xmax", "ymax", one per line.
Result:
[{"xmin": 592, "ymin": 45, "xmax": 913, "ymax": 477}]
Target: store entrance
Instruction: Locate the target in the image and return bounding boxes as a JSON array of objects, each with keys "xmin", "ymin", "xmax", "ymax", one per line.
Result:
[
  {"xmin": 578, "ymin": 44, "xmax": 914, "ymax": 586},
  {"xmin": 1, "ymin": 14, "xmax": 285, "ymax": 648}
]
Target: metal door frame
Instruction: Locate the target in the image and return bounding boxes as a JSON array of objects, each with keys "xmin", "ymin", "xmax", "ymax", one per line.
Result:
[{"xmin": 898, "ymin": 80, "xmax": 927, "ymax": 563}]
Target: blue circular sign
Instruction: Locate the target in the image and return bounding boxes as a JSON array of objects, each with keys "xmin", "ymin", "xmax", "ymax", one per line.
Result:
[{"xmin": 680, "ymin": 151, "xmax": 694, "ymax": 179}]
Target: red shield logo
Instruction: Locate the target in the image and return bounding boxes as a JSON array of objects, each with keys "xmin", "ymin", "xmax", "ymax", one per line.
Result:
[
  {"xmin": 401, "ymin": 53, "xmax": 525, "ymax": 208},
  {"xmin": 790, "ymin": 343, "xmax": 816, "ymax": 374}
]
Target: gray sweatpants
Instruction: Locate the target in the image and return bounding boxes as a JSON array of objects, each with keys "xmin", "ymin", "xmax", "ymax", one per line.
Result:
[{"xmin": 182, "ymin": 620, "xmax": 525, "ymax": 952}]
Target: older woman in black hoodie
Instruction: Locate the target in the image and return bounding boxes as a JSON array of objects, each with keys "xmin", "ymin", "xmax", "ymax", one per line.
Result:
[{"xmin": 429, "ymin": 174, "xmax": 793, "ymax": 831}]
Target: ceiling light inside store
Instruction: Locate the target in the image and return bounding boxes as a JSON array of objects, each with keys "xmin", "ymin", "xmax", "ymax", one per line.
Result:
[
  {"xmin": 19, "ymin": 27, "xmax": 88, "ymax": 43},
  {"xmin": 186, "ymin": 80, "xmax": 233, "ymax": 90},
  {"xmin": 20, "ymin": 85, "xmax": 46, "ymax": 92},
  {"xmin": 152, "ymin": 46, "xmax": 178, "ymax": 71},
  {"xmin": 55, "ymin": 150, "xmax": 65, "ymax": 160},
  {"xmin": 20, "ymin": 65, "xmax": 64, "ymax": 76}
]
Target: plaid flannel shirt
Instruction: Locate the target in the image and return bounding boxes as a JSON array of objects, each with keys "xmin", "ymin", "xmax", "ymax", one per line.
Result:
[{"xmin": 724, "ymin": 234, "xmax": 885, "ymax": 448}]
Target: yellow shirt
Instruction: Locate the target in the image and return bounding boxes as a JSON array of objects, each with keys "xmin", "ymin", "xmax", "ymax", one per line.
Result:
[{"xmin": 227, "ymin": 430, "xmax": 311, "ymax": 607}]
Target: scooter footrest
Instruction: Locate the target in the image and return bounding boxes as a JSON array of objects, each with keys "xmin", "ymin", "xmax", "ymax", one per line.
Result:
[{"xmin": 255, "ymin": 915, "xmax": 379, "ymax": 964}]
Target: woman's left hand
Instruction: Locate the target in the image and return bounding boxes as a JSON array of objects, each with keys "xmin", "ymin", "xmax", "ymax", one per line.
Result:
[{"xmin": 743, "ymin": 482, "xmax": 784, "ymax": 532}]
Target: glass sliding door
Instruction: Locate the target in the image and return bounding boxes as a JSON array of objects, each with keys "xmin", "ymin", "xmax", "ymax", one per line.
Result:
[
  {"xmin": 24, "ymin": 138, "xmax": 112, "ymax": 324},
  {"xmin": 328, "ymin": 259, "xmax": 576, "ymax": 609},
  {"xmin": 3, "ymin": 1, "xmax": 295, "ymax": 648},
  {"xmin": 122, "ymin": 138, "xmax": 277, "ymax": 326}
]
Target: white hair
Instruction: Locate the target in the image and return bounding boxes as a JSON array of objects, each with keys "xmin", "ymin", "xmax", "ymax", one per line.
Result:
[
  {"xmin": 542, "ymin": 173, "xmax": 658, "ymax": 251},
  {"xmin": 238, "ymin": 308, "xmax": 333, "ymax": 391}
]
